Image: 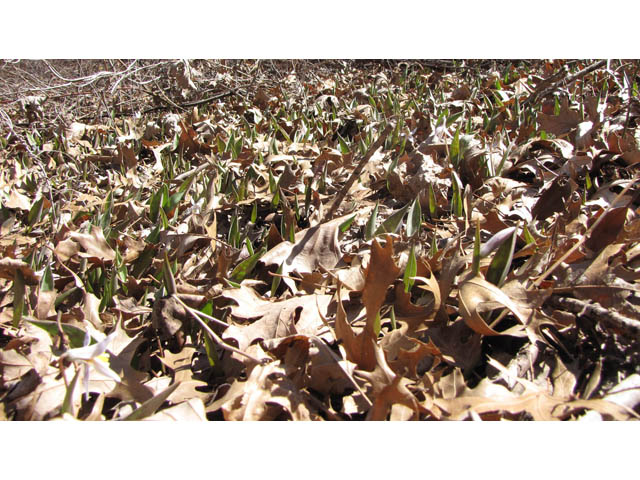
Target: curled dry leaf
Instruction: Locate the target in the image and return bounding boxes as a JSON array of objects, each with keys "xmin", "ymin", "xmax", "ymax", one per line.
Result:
[
  {"xmin": 458, "ymin": 275, "xmax": 529, "ymax": 336},
  {"xmin": 334, "ymin": 284, "xmax": 377, "ymax": 371},
  {"xmin": 356, "ymin": 342, "xmax": 421, "ymax": 421}
]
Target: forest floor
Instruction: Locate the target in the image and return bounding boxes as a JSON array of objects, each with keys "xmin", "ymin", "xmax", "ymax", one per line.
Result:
[{"xmin": 1, "ymin": 59, "xmax": 640, "ymax": 421}]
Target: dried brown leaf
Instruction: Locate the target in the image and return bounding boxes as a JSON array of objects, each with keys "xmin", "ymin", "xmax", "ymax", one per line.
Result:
[
  {"xmin": 217, "ymin": 360, "xmax": 316, "ymax": 421},
  {"xmin": 159, "ymin": 346, "xmax": 210, "ymax": 404},
  {"xmin": 259, "ymin": 215, "xmax": 348, "ymax": 292},
  {"xmin": 67, "ymin": 226, "xmax": 116, "ymax": 262},
  {"xmin": 222, "ymin": 285, "xmax": 332, "ymax": 351},
  {"xmin": 458, "ymin": 275, "xmax": 529, "ymax": 337},
  {"xmin": 361, "ymin": 237, "xmax": 401, "ymax": 334},
  {"xmin": 537, "ymin": 97, "xmax": 581, "ymax": 136},
  {"xmin": 334, "ymin": 284, "xmax": 377, "ymax": 371},
  {"xmin": 0, "ymin": 258, "xmax": 40, "ymax": 284}
]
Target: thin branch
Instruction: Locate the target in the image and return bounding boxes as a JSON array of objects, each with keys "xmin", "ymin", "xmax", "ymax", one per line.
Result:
[
  {"xmin": 524, "ymin": 59, "xmax": 607, "ymax": 106},
  {"xmin": 324, "ymin": 121, "xmax": 394, "ymax": 221},
  {"xmin": 547, "ymin": 296, "xmax": 640, "ymax": 339}
]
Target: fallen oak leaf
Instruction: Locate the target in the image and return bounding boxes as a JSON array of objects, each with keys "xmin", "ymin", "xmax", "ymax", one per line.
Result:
[
  {"xmin": 355, "ymin": 342, "xmax": 421, "ymax": 421},
  {"xmin": 213, "ymin": 359, "xmax": 316, "ymax": 421},
  {"xmin": 381, "ymin": 325, "xmax": 442, "ymax": 378},
  {"xmin": 259, "ymin": 214, "xmax": 350, "ymax": 293},
  {"xmin": 422, "ymin": 318, "xmax": 483, "ymax": 371},
  {"xmin": 158, "ymin": 346, "xmax": 211, "ymax": 404},
  {"xmin": 537, "ymin": 97, "xmax": 582, "ymax": 136},
  {"xmin": 334, "ymin": 283, "xmax": 377, "ymax": 371},
  {"xmin": 458, "ymin": 274, "xmax": 529, "ymax": 337},
  {"xmin": 263, "ymin": 334, "xmax": 361, "ymax": 397},
  {"xmin": 221, "ymin": 285, "xmax": 332, "ymax": 351},
  {"xmin": 360, "ymin": 236, "xmax": 401, "ymax": 335},
  {"xmin": 66, "ymin": 226, "xmax": 116, "ymax": 263}
]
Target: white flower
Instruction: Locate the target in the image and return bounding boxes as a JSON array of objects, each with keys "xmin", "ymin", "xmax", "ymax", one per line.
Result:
[{"xmin": 61, "ymin": 330, "xmax": 121, "ymax": 400}]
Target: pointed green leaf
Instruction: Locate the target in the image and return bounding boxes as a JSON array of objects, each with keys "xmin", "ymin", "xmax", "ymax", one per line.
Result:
[
  {"xmin": 251, "ymin": 201, "xmax": 258, "ymax": 223},
  {"xmin": 375, "ymin": 202, "xmax": 410, "ymax": 235},
  {"xmin": 217, "ymin": 135, "xmax": 226, "ymax": 155},
  {"xmin": 228, "ymin": 212, "xmax": 239, "ymax": 248},
  {"xmin": 450, "ymin": 125, "xmax": 461, "ymax": 166},
  {"xmin": 166, "ymin": 190, "xmax": 186, "ymax": 214},
  {"xmin": 523, "ymin": 225, "xmax": 535, "ymax": 245},
  {"xmin": 451, "ymin": 171, "xmax": 463, "ymax": 218},
  {"xmin": 160, "ymin": 184, "xmax": 170, "ymax": 210},
  {"xmin": 271, "ymin": 185, "xmax": 280, "ymax": 209},
  {"xmin": 446, "ymin": 111, "xmax": 465, "ymax": 128},
  {"xmin": 339, "ymin": 214, "xmax": 356, "ymax": 234},
  {"xmin": 403, "ymin": 244, "xmax": 417, "ymax": 293},
  {"xmin": 40, "ymin": 262, "xmax": 54, "ymax": 292},
  {"xmin": 162, "ymin": 251, "xmax": 177, "ymax": 296},
  {"xmin": 337, "ymin": 135, "xmax": 350, "ymax": 154},
  {"xmin": 245, "ymin": 237, "xmax": 254, "ymax": 257},
  {"xmin": 406, "ymin": 196, "xmax": 422, "ymax": 238},
  {"xmin": 486, "ymin": 227, "xmax": 517, "ymax": 286},
  {"xmin": 12, "ymin": 270, "xmax": 25, "ymax": 327},
  {"xmin": 472, "ymin": 221, "xmax": 481, "ymax": 277},
  {"xmin": 28, "ymin": 197, "xmax": 44, "ymax": 226},
  {"xmin": 430, "ymin": 236, "xmax": 438, "ymax": 256},
  {"xmin": 365, "ymin": 202, "xmax": 379, "ymax": 241},
  {"xmin": 373, "ymin": 311, "xmax": 381, "ymax": 337},
  {"xmin": 270, "ymin": 261, "xmax": 284, "ymax": 297},
  {"xmin": 26, "ymin": 318, "xmax": 88, "ymax": 348},
  {"xmin": 149, "ymin": 189, "xmax": 162, "ymax": 223},
  {"xmin": 158, "ymin": 206, "xmax": 169, "ymax": 229},
  {"xmin": 230, "ymin": 246, "xmax": 267, "ymax": 283},
  {"xmin": 427, "ymin": 183, "xmax": 437, "ymax": 218}
]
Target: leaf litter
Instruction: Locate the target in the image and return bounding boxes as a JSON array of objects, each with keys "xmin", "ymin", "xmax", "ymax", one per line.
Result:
[{"xmin": 1, "ymin": 59, "xmax": 640, "ymax": 421}]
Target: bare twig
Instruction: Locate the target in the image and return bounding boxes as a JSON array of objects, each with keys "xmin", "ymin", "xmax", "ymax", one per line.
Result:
[
  {"xmin": 142, "ymin": 83, "xmax": 186, "ymax": 113},
  {"xmin": 324, "ymin": 121, "xmax": 394, "ymax": 221},
  {"xmin": 548, "ymin": 295, "xmax": 640, "ymax": 339},
  {"xmin": 179, "ymin": 89, "xmax": 240, "ymax": 108},
  {"xmin": 524, "ymin": 59, "xmax": 608, "ymax": 106}
]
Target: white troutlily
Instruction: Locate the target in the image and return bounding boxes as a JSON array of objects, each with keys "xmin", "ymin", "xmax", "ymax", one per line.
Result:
[{"xmin": 60, "ymin": 330, "xmax": 121, "ymax": 400}]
